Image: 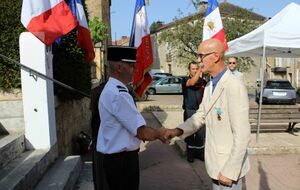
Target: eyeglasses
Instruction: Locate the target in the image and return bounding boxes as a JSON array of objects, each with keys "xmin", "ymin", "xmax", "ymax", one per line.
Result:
[
  {"xmin": 228, "ymin": 62, "xmax": 236, "ymax": 65},
  {"xmin": 197, "ymin": 52, "xmax": 215, "ymax": 62}
]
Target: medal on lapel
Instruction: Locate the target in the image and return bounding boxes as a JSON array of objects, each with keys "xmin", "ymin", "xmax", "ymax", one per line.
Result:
[{"xmin": 215, "ymin": 107, "xmax": 222, "ymax": 121}]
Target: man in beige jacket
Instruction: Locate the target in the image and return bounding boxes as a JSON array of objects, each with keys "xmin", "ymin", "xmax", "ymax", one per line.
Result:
[{"xmin": 166, "ymin": 39, "xmax": 251, "ymax": 190}]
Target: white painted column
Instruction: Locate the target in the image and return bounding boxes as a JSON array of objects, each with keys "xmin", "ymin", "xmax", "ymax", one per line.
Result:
[{"xmin": 19, "ymin": 32, "xmax": 57, "ymax": 150}]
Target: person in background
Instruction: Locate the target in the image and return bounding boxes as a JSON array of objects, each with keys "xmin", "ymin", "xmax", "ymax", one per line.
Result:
[
  {"xmin": 90, "ymin": 81, "xmax": 108, "ymax": 190},
  {"xmin": 182, "ymin": 61, "xmax": 207, "ymax": 162},
  {"xmin": 96, "ymin": 46, "xmax": 168, "ymax": 190},
  {"xmin": 165, "ymin": 39, "xmax": 251, "ymax": 190},
  {"xmin": 228, "ymin": 56, "xmax": 244, "ymax": 81}
]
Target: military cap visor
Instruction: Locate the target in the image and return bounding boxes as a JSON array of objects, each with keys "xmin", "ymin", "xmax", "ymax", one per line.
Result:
[{"xmin": 107, "ymin": 46, "xmax": 136, "ymax": 63}]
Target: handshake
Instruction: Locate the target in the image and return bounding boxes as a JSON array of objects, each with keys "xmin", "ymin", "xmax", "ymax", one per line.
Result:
[{"xmin": 156, "ymin": 127, "xmax": 183, "ymax": 144}]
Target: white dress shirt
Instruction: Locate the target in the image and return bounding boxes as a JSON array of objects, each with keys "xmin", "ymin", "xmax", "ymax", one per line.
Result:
[{"xmin": 96, "ymin": 77, "xmax": 146, "ymax": 154}]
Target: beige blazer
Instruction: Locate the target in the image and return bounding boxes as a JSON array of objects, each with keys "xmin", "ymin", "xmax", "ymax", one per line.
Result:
[{"xmin": 178, "ymin": 69, "xmax": 251, "ymax": 181}]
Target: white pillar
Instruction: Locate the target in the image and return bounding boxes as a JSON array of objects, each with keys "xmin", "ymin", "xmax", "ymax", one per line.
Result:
[{"xmin": 19, "ymin": 32, "xmax": 57, "ymax": 150}]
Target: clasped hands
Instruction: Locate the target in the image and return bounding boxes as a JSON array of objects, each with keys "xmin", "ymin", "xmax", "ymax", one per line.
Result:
[{"xmin": 157, "ymin": 128, "xmax": 182, "ymax": 144}]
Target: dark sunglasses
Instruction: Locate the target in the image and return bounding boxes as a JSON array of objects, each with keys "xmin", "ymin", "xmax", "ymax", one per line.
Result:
[{"xmin": 228, "ymin": 62, "xmax": 236, "ymax": 64}]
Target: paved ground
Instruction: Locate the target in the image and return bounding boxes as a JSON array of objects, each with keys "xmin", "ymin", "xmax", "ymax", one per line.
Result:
[
  {"xmin": 76, "ymin": 95, "xmax": 300, "ymax": 189},
  {"xmin": 140, "ymin": 141, "xmax": 300, "ymax": 190},
  {"xmin": 76, "ymin": 143, "xmax": 300, "ymax": 190},
  {"xmin": 76, "ymin": 110, "xmax": 300, "ymax": 190}
]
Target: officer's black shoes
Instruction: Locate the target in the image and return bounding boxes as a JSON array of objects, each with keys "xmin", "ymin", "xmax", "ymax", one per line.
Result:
[
  {"xmin": 187, "ymin": 155, "xmax": 194, "ymax": 163},
  {"xmin": 186, "ymin": 149, "xmax": 194, "ymax": 163}
]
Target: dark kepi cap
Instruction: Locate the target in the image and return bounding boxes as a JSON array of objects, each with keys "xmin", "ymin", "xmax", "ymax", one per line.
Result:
[{"xmin": 107, "ymin": 46, "xmax": 136, "ymax": 63}]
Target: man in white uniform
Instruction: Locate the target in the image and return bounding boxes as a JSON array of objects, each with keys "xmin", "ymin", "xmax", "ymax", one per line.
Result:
[{"xmin": 96, "ymin": 46, "xmax": 168, "ymax": 190}]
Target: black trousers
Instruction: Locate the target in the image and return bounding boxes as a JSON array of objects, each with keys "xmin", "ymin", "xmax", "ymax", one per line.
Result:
[
  {"xmin": 93, "ymin": 150, "xmax": 109, "ymax": 190},
  {"xmin": 184, "ymin": 109, "xmax": 205, "ymax": 161},
  {"xmin": 101, "ymin": 149, "xmax": 140, "ymax": 190}
]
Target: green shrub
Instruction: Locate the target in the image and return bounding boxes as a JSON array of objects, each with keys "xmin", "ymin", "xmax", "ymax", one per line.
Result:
[
  {"xmin": 0, "ymin": 0, "xmax": 24, "ymax": 90},
  {"xmin": 0, "ymin": 0, "xmax": 91, "ymax": 101},
  {"xmin": 52, "ymin": 30, "xmax": 91, "ymax": 101},
  {"xmin": 52, "ymin": 0, "xmax": 91, "ymax": 101}
]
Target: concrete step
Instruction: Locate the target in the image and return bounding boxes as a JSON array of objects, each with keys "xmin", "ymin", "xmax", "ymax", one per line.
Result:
[
  {"xmin": 0, "ymin": 146, "xmax": 57, "ymax": 190},
  {"xmin": 0, "ymin": 133, "xmax": 25, "ymax": 169},
  {"xmin": 0, "ymin": 118, "xmax": 25, "ymax": 134},
  {"xmin": 0, "ymin": 100, "xmax": 23, "ymax": 118},
  {"xmin": 74, "ymin": 155, "xmax": 94, "ymax": 190},
  {"xmin": 35, "ymin": 155, "xmax": 82, "ymax": 190},
  {"xmin": 0, "ymin": 100, "xmax": 24, "ymax": 134}
]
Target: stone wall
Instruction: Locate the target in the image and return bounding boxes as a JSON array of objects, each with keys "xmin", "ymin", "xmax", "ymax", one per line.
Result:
[
  {"xmin": 55, "ymin": 97, "xmax": 92, "ymax": 156},
  {"xmin": 0, "ymin": 89, "xmax": 22, "ymax": 101},
  {"xmin": 86, "ymin": 0, "xmax": 111, "ymax": 81},
  {"xmin": 85, "ymin": 0, "xmax": 111, "ymax": 43},
  {"xmin": 85, "ymin": 0, "xmax": 101, "ymax": 20}
]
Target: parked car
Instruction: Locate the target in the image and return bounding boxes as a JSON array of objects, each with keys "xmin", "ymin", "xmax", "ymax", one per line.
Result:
[
  {"xmin": 147, "ymin": 76, "xmax": 182, "ymax": 94},
  {"xmin": 256, "ymin": 79, "xmax": 296, "ymax": 105},
  {"xmin": 152, "ymin": 75, "xmax": 166, "ymax": 82},
  {"xmin": 127, "ymin": 83, "xmax": 149, "ymax": 101},
  {"xmin": 153, "ymin": 72, "xmax": 173, "ymax": 77}
]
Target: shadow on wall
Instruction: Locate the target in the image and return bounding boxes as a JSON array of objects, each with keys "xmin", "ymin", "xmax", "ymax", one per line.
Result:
[{"xmin": 0, "ymin": 122, "xmax": 9, "ymax": 135}]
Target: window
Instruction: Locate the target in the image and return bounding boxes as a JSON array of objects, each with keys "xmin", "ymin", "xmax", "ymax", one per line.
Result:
[
  {"xmin": 166, "ymin": 53, "xmax": 172, "ymax": 62},
  {"xmin": 174, "ymin": 78, "xmax": 181, "ymax": 84},
  {"xmin": 286, "ymin": 58, "xmax": 291, "ymax": 67},
  {"xmin": 160, "ymin": 79, "xmax": 168, "ymax": 85},
  {"xmin": 266, "ymin": 81, "xmax": 293, "ymax": 89},
  {"xmin": 275, "ymin": 57, "xmax": 282, "ymax": 67}
]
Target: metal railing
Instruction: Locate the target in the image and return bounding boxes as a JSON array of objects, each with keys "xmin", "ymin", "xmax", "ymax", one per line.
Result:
[{"xmin": 0, "ymin": 53, "xmax": 90, "ymax": 98}]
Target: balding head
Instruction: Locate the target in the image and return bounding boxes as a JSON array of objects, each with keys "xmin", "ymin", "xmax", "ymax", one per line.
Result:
[
  {"xmin": 197, "ymin": 39, "xmax": 225, "ymax": 77},
  {"xmin": 200, "ymin": 39, "xmax": 225, "ymax": 59}
]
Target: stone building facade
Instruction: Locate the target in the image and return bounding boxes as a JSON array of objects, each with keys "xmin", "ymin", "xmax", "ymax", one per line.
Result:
[{"xmin": 86, "ymin": 0, "xmax": 112, "ymax": 82}]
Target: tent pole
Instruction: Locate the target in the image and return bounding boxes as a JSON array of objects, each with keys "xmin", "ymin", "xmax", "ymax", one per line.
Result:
[{"xmin": 256, "ymin": 46, "xmax": 266, "ymax": 143}]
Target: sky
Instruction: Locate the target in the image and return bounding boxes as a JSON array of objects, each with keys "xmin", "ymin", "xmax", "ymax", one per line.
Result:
[{"xmin": 110, "ymin": 0, "xmax": 300, "ymax": 40}]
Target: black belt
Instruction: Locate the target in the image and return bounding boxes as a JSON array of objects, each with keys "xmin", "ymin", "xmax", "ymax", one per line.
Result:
[{"xmin": 102, "ymin": 149, "xmax": 139, "ymax": 157}]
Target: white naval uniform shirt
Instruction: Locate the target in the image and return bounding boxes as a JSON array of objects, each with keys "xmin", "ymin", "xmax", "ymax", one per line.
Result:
[{"xmin": 96, "ymin": 77, "xmax": 146, "ymax": 154}]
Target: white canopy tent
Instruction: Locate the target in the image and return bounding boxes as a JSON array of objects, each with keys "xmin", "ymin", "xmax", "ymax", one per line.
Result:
[{"xmin": 226, "ymin": 2, "xmax": 300, "ymax": 142}]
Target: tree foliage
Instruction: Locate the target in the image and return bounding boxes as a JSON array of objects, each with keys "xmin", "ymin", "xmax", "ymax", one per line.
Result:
[
  {"xmin": 0, "ymin": 0, "xmax": 93, "ymax": 100},
  {"xmin": 150, "ymin": 21, "xmax": 164, "ymax": 34},
  {"xmin": 52, "ymin": 30, "xmax": 91, "ymax": 101},
  {"xmin": 0, "ymin": 0, "xmax": 24, "ymax": 90},
  {"xmin": 89, "ymin": 17, "xmax": 109, "ymax": 44},
  {"xmin": 191, "ymin": 0, "xmax": 202, "ymax": 9},
  {"xmin": 159, "ymin": 5, "xmax": 264, "ymax": 72},
  {"xmin": 158, "ymin": 18, "xmax": 203, "ymax": 65},
  {"xmin": 53, "ymin": 0, "xmax": 93, "ymax": 101}
]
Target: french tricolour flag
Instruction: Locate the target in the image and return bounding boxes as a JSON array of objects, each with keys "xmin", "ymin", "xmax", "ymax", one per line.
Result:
[
  {"xmin": 130, "ymin": 0, "xmax": 153, "ymax": 99},
  {"xmin": 203, "ymin": 0, "xmax": 228, "ymax": 50},
  {"xmin": 69, "ymin": 0, "xmax": 95, "ymax": 62},
  {"xmin": 21, "ymin": 0, "xmax": 77, "ymax": 46}
]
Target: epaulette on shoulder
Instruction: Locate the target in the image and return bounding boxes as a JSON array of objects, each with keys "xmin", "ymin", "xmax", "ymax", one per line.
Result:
[{"xmin": 116, "ymin": 85, "xmax": 128, "ymax": 93}]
